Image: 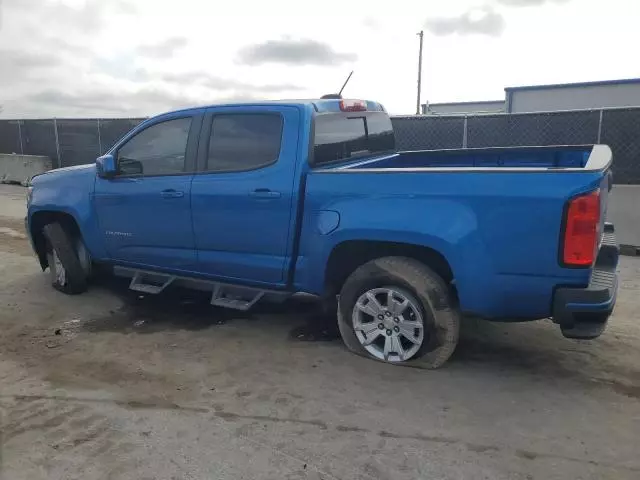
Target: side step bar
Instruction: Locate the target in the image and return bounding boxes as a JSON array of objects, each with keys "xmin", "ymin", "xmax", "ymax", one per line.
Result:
[
  {"xmin": 114, "ymin": 267, "xmax": 288, "ymax": 311},
  {"xmin": 211, "ymin": 285, "xmax": 264, "ymax": 311},
  {"xmin": 129, "ymin": 272, "xmax": 176, "ymax": 294}
]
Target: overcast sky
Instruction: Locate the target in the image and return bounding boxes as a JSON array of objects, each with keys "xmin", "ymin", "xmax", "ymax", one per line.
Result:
[{"xmin": 1, "ymin": 0, "xmax": 638, "ymax": 117}]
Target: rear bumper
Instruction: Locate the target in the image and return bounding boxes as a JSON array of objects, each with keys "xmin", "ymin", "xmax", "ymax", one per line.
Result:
[{"xmin": 552, "ymin": 223, "xmax": 619, "ymax": 339}]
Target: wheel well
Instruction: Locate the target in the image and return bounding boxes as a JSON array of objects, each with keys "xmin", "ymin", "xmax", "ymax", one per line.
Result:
[
  {"xmin": 30, "ymin": 211, "xmax": 81, "ymax": 269},
  {"xmin": 325, "ymin": 240, "xmax": 454, "ymax": 295}
]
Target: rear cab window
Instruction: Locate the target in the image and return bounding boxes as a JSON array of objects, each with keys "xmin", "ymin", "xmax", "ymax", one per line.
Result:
[{"xmin": 312, "ymin": 112, "xmax": 395, "ymax": 166}]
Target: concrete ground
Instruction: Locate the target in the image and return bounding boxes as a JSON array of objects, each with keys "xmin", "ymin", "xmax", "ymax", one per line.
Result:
[
  {"xmin": 0, "ymin": 184, "xmax": 29, "ymax": 220},
  {"xmin": 1, "ymin": 184, "xmax": 639, "ymax": 480}
]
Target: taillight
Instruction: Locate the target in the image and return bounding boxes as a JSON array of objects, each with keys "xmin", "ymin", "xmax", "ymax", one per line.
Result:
[
  {"xmin": 339, "ymin": 99, "xmax": 367, "ymax": 112},
  {"xmin": 562, "ymin": 189, "xmax": 601, "ymax": 266}
]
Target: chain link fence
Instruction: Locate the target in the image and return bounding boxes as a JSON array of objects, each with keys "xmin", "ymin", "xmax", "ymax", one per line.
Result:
[
  {"xmin": 0, "ymin": 118, "xmax": 145, "ymax": 169},
  {"xmin": 392, "ymin": 116, "xmax": 466, "ymax": 150},
  {"xmin": 392, "ymin": 107, "xmax": 640, "ymax": 184},
  {"xmin": 599, "ymin": 109, "xmax": 640, "ymax": 185},
  {"xmin": 0, "ymin": 108, "xmax": 639, "ymax": 183}
]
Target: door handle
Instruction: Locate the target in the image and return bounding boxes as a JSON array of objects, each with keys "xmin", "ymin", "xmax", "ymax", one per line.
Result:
[
  {"xmin": 160, "ymin": 189, "xmax": 184, "ymax": 199},
  {"xmin": 250, "ymin": 189, "xmax": 281, "ymax": 199}
]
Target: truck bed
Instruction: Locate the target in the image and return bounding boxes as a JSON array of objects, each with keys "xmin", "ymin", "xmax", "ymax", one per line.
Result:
[
  {"xmin": 325, "ymin": 145, "xmax": 606, "ymax": 172},
  {"xmin": 299, "ymin": 145, "xmax": 612, "ymax": 320}
]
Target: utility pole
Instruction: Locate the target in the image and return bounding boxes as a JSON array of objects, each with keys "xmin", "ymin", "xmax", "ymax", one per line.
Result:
[{"xmin": 416, "ymin": 30, "xmax": 424, "ymax": 115}]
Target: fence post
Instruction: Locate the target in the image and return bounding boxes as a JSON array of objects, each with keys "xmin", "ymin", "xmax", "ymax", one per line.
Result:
[
  {"xmin": 53, "ymin": 118, "xmax": 61, "ymax": 168},
  {"xmin": 462, "ymin": 115, "xmax": 468, "ymax": 148},
  {"xmin": 97, "ymin": 118, "xmax": 102, "ymax": 154},
  {"xmin": 17, "ymin": 120, "xmax": 24, "ymax": 155},
  {"xmin": 597, "ymin": 109, "xmax": 603, "ymax": 144}
]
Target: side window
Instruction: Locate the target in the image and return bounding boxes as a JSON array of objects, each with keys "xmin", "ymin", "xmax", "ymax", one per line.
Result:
[
  {"xmin": 207, "ymin": 114, "xmax": 283, "ymax": 172},
  {"xmin": 117, "ymin": 117, "xmax": 192, "ymax": 176}
]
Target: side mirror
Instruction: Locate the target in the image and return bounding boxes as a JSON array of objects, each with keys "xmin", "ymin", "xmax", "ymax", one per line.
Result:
[{"xmin": 96, "ymin": 154, "xmax": 117, "ymax": 178}]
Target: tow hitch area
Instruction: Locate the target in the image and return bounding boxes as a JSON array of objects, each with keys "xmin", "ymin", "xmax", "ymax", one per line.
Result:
[{"xmin": 553, "ymin": 223, "xmax": 619, "ymax": 340}]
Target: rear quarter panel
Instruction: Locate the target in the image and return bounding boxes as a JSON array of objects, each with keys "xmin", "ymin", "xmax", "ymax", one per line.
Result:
[{"xmin": 298, "ymin": 169, "xmax": 604, "ymax": 319}]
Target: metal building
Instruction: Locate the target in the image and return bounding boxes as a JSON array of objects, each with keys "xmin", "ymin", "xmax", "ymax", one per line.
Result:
[
  {"xmin": 422, "ymin": 78, "xmax": 640, "ymax": 115},
  {"xmin": 507, "ymin": 78, "xmax": 640, "ymax": 113},
  {"xmin": 422, "ymin": 100, "xmax": 504, "ymax": 115}
]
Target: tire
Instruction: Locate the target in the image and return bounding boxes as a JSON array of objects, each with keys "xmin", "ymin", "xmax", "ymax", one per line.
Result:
[
  {"xmin": 43, "ymin": 222, "xmax": 88, "ymax": 295},
  {"xmin": 337, "ymin": 256, "xmax": 460, "ymax": 369}
]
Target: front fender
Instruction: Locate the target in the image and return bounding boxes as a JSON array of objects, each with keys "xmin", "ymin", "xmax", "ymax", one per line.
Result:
[{"xmin": 28, "ymin": 167, "xmax": 106, "ymax": 259}]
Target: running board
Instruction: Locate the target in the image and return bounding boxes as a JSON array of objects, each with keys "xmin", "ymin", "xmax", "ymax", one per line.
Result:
[
  {"xmin": 114, "ymin": 266, "xmax": 288, "ymax": 311},
  {"xmin": 211, "ymin": 285, "xmax": 264, "ymax": 311},
  {"xmin": 129, "ymin": 272, "xmax": 176, "ymax": 294}
]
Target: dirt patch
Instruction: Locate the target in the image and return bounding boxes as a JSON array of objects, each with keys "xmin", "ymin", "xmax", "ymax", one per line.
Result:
[
  {"xmin": 454, "ymin": 330, "xmax": 640, "ymax": 399},
  {"xmin": 0, "ymin": 216, "xmax": 32, "ymax": 256},
  {"xmin": 80, "ymin": 279, "xmax": 331, "ymax": 337},
  {"xmin": 81, "ymin": 280, "xmax": 240, "ymax": 334}
]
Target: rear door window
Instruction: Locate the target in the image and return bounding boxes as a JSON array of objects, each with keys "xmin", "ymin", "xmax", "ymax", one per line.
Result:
[{"xmin": 206, "ymin": 114, "xmax": 283, "ymax": 172}]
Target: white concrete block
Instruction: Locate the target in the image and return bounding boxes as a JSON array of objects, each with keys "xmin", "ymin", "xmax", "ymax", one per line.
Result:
[{"xmin": 0, "ymin": 154, "xmax": 52, "ymax": 186}]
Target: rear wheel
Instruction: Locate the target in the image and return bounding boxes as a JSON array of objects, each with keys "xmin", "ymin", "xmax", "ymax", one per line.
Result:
[
  {"xmin": 43, "ymin": 222, "xmax": 88, "ymax": 295},
  {"xmin": 337, "ymin": 256, "xmax": 460, "ymax": 368}
]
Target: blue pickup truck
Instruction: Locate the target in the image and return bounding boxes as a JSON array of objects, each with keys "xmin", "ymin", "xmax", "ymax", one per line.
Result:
[{"xmin": 26, "ymin": 98, "xmax": 618, "ymax": 368}]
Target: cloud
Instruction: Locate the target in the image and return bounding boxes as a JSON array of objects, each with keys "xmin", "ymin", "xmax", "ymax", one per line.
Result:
[
  {"xmin": 425, "ymin": 7, "xmax": 506, "ymax": 37},
  {"xmin": 237, "ymin": 38, "xmax": 357, "ymax": 66},
  {"xmin": 47, "ymin": 37, "xmax": 93, "ymax": 57},
  {"xmin": 496, "ymin": 0, "xmax": 570, "ymax": 5},
  {"xmin": 136, "ymin": 37, "xmax": 189, "ymax": 59},
  {"xmin": 160, "ymin": 71, "xmax": 247, "ymax": 90},
  {"xmin": 159, "ymin": 71, "xmax": 302, "ymax": 93},
  {"xmin": 0, "ymin": 49, "xmax": 61, "ymax": 69},
  {"xmin": 0, "ymin": 48, "xmax": 69, "ymax": 89},
  {"xmin": 3, "ymin": 0, "xmax": 134, "ymax": 33},
  {"xmin": 18, "ymin": 80, "xmax": 285, "ymax": 118},
  {"xmin": 0, "ymin": 1, "xmax": 322, "ymax": 117},
  {"xmin": 24, "ymin": 87, "xmax": 197, "ymax": 115},
  {"xmin": 363, "ymin": 17, "xmax": 381, "ymax": 30},
  {"xmin": 1, "ymin": 0, "xmax": 130, "ymax": 82},
  {"xmin": 20, "ymin": 87, "xmax": 256, "ymax": 117}
]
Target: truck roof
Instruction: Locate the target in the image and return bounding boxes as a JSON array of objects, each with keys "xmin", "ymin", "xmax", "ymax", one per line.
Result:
[{"xmin": 167, "ymin": 98, "xmax": 386, "ymax": 116}]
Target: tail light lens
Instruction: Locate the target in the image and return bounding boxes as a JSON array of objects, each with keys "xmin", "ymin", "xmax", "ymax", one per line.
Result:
[
  {"xmin": 339, "ymin": 99, "xmax": 367, "ymax": 112},
  {"xmin": 562, "ymin": 189, "xmax": 601, "ymax": 266}
]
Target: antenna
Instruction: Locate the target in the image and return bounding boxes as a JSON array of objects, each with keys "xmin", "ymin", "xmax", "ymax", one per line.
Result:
[
  {"xmin": 320, "ymin": 71, "xmax": 354, "ymax": 99},
  {"xmin": 338, "ymin": 70, "xmax": 354, "ymax": 96}
]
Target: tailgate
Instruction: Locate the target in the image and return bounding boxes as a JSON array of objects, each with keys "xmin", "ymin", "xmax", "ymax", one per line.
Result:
[{"xmin": 598, "ymin": 168, "xmax": 614, "ymax": 249}]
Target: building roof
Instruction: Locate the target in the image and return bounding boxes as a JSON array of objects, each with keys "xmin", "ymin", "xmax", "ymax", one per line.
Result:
[
  {"xmin": 505, "ymin": 78, "xmax": 640, "ymax": 92},
  {"xmin": 424, "ymin": 100, "xmax": 504, "ymax": 107}
]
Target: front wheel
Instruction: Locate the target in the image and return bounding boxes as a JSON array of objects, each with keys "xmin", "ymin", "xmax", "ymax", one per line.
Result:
[
  {"xmin": 43, "ymin": 222, "xmax": 88, "ymax": 295},
  {"xmin": 337, "ymin": 257, "xmax": 460, "ymax": 369}
]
